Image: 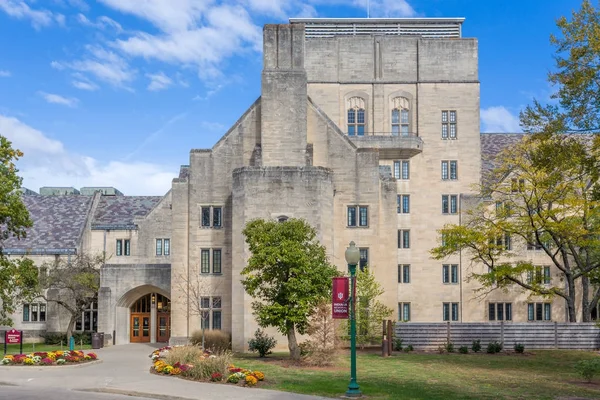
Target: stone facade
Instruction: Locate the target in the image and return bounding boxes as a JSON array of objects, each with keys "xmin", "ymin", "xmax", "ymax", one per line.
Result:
[{"xmin": 1, "ymin": 18, "xmax": 577, "ymax": 349}]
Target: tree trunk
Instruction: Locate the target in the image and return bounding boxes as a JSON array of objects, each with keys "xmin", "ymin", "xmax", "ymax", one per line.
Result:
[
  {"xmin": 565, "ymin": 275, "xmax": 577, "ymax": 322},
  {"xmin": 66, "ymin": 315, "xmax": 76, "ymax": 340},
  {"xmin": 582, "ymin": 275, "xmax": 591, "ymax": 322},
  {"xmin": 286, "ymin": 324, "xmax": 301, "ymax": 361}
]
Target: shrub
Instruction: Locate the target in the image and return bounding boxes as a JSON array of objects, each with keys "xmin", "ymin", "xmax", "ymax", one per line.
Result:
[
  {"xmin": 575, "ymin": 359, "xmax": 600, "ymax": 382},
  {"xmin": 183, "ymin": 352, "xmax": 232, "ymax": 381},
  {"xmin": 393, "ymin": 338, "xmax": 403, "ymax": 351},
  {"xmin": 165, "ymin": 346, "xmax": 206, "ymax": 365},
  {"xmin": 514, "ymin": 343, "xmax": 525, "ymax": 354},
  {"xmin": 406, "ymin": 344, "xmax": 414, "ymax": 352},
  {"xmin": 472, "ymin": 339, "xmax": 482, "ymax": 353},
  {"xmin": 248, "ymin": 329, "xmax": 277, "ymax": 358},
  {"xmin": 42, "ymin": 332, "xmax": 67, "ymax": 345},
  {"xmin": 302, "ymin": 302, "xmax": 338, "ymax": 366},
  {"xmin": 437, "ymin": 344, "xmax": 446, "ymax": 354},
  {"xmin": 445, "ymin": 341, "xmax": 455, "ymax": 353},
  {"xmin": 486, "ymin": 341, "xmax": 503, "ymax": 354},
  {"xmin": 190, "ymin": 330, "xmax": 231, "ymax": 352},
  {"xmin": 459, "ymin": 346, "xmax": 469, "ymax": 354}
]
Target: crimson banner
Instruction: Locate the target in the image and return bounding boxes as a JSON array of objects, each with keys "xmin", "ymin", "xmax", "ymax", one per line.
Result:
[
  {"xmin": 6, "ymin": 329, "xmax": 21, "ymax": 344},
  {"xmin": 332, "ymin": 277, "xmax": 349, "ymax": 319}
]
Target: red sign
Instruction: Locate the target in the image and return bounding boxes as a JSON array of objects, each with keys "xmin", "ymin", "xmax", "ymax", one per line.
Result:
[
  {"xmin": 6, "ymin": 329, "xmax": 21, "ymax": 344},
  {"xmin": 332, "ymin": 277, "xmax": 349, "ymax": 319}
]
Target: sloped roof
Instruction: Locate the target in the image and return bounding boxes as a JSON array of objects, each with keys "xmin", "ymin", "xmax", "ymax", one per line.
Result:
[
  {"xmin": 480, "ymin": 133, "xmax": 525, "ymax": 180},
  {"xmin": 92, "ymin": 196, "xmax": 162, "ymax": 229},
  {"xmin": 3, "ymin": 195, "xmax": 94, "ymax": 254}
]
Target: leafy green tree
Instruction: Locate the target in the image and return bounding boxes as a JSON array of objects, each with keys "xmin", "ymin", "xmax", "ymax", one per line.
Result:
[
  {"xmin": 0, "ymin": 135, "xmax": 38, "ymax": 326},
  {"xmin": 241, "ymin": 218, "xmax": 338, "ymax": 360},
  {"xmin": 39, "ymin": 253, "xmax": 102, "ymax": 338},
  {"xmin": 432, "ymin": 134, "xmax": 600, "ymax": 322},
  {"xmin": 342, "ymin": 268, "xmax": 393, "ymax": 348}
]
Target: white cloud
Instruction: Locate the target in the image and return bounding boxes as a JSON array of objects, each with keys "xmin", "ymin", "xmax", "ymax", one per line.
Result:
[
  {"xmin": 307, "ymin": 0, "xmax": 415, "ymax": 17},
  {"xmin": 52, "ymin": 45, "xmax": 136, "ymax": 88},
  {"xmin": 0, "ymin": 70, "xmax": 11, "ymax": 77},
  {"xmin": 72, "ymin": 80, "xmax": 98, "ymax": 91},
  {"xmin": 481, "ymin": 106, "xmax": 522, "ymax": 133},
  {"xmin": 1, "ymin": 114, "xmax": 175, "ymax": 195},
  {"xmin": 76, "ymin": 13, "xmax": 122, "ymax": 32},
  {"xmin": 146, "ymin": 72, "xmax": 173, "ymax": 91},
  {"xmin": 38, "ymin": 92, "xmax": 79, "ymax": 108},
  {"xmin": 0, "ymin": 0, "xmax": 64, "ymax": 29}
]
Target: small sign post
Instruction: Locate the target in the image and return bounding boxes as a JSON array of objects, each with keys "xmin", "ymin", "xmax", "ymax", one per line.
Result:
[
  {"xmin": 332, "ymin": 277, "xmax": 350, "ymax": 319},
  {"xmin": 5, "ymin": 329, "xmax": 23, "ymax": 355}
]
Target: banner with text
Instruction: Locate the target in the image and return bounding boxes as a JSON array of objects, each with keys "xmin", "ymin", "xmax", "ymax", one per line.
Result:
[{"xmin": 332, "ymin": 277, "xmax": 349, "ymax": 319}]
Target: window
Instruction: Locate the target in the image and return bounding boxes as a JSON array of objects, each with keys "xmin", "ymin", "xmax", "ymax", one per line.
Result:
[
  {"xmin": 116, "ymin": 240, "xmax": 122, "ymax": 256},
  {"xmin": 527, "ymin": 233, "xmax": 544, "ymax": 250},
  {"xmin": 543, "ymin": 266, "xmax": 551, "ymax": 284},
  {"xmin": 124, "ymin": 239, "xmax": 130, "ymax": 256},
  {"xmin": 391, "ymin": 97, "xmax": 410, "ymax": 137},
  {"xmin": 493, "ymin": 234, "xmax": 512, "ymax": 251},
  {"xmin": 156, "ymin": 239, "xmax": 163, "ymax": 256},
  {"xmin": 212, "ymin": 249, "xmax": 222, "ymax": 274},
  {"xmin": 511, "ymin": 178, "xmax": 526, "ymax": 193},
  {"xmin": 398, "ymin": 230, "xmax": 410, "ymax": 249},
  {"xmin": 393, "ymin": 160, "xmax": 410, "ymax": 180},
  {"xmin": 397, "ymin": 195, "xmax": 410, "ymax": 214},
  {"xmin": 441, "ymin": 160, "xmax": 457, "ymax": 180},
  {"xmin": 201, "ymin": 206, "xmax": 223, "ymax": 228},
  {"xmin": 200, "ymin": 296, "xmax": 222, "ymax": 330},
  {"xmin": 442, "ymin": 264, "xmax": 459, "ymax": 284},
  {"xmin": 347, "ymin": 206, "xmax": 368, "ymax": 227},
  {"xmin": 488, "ymin": 303, "xmax": 512, "ymax": 321},
  {"xmin": 398, "ymin": 302, "xmax": 411, "ymax": 321},
  {"xmin": 201, "ymin": 249, "xmax": 210, "ymax": 274},
  {"xmin": 443, "ymin": 302, "xmax": 459, "ymax": 321},
  {"xmin": 527, "ymin": 266, "xmax": 551, "ymax": 284},
  {"xmin": 442, "ymin": 110, "xmax": 457, "ymax": 139},
  {"xmin": 75, "ymin": 301, "xmax": 97, "ymax": 331},
  {"xmin": 213, "ymin": 207, "xmax": 222, "ymax": 228},
  {"xmin": 442, "ymin": 195, "xmax": 458, "ymax": 214},
  {"xmin": 164, "ymin": 239, "xmax": 170, "ymax": 256},
  {"xmin": 398, "ymin": 264, "xmax": 410, "ymax": 283},
  {"xmin": 116, "ymin": 239, "xmax": 131, "ymax": 256},
  {"xmin": 359, "ymin": 248, "xmax": 368, "ymax": 271},
  {"xmin": 347, "ymin": 97, "xmax": 366, "ymax": 136},
  {"xmin": 528, "ymin": 302, "xmax": 552, "ymax": 321}
]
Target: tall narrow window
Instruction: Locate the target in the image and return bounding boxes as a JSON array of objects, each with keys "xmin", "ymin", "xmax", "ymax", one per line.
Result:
[
  {"xmin": 450, "ymin": 161, "xmax": 458, "ymax": 180},
  {"xmin": 398, "ymin": 264, "xmax": 410, "ymax": 283},
  {"xmin": 442, "ymin": 265, "xmax": 450, "ymax": 283},
  {"xmin": 452, "ymin": 303, "xmax": 459, "ymax": 321},
  {"xmin": 201, "ymin": 207, "xmax": 211, "ymax": 227},
  {"xmin": 441, "ymin": 161, "xmax": 449, "ymax": 180},
  {"xmin": 31, "ymin": 303, "xmax": 38, "ymax": 322},
  {"xmin": 359, "ymin": 248, "xmax": 369, "ymax": 271},
  {"xmin": 40, "ymin": 304, "xmax": 46, "ymax": 322},
  {"xmin": 450, "ymin": 195, "xmax": 458, "ymax": 214},
  {"xmin": 442, "ymin": 195, "xmax": 449, "ymax": 214},
  {"xmin": 116, "ymin": 240, "xmax": 123, "ymax": 256},
  {"xmin": 442, "ymin": 161, "xmax": 458, "ymax": 180},
  {"xmin": 443, "ymin": 303, "xmax": 450, "ymax": 321},
  {"xmin": 348, "ymin": 206, "xmax": 357, "ymax": 227},
  {"xmin": 212, "ymin": 310, "xmax": 222, "ymax": 330},
  {"xmin": 451, "ymin": 264, "xmax": 458, "ymax": 283},
  {"xmin": 543, "ymin": 266, "xmax": 551, "ymax": 284},
  {"xmin": 398, "ymin": 230, "xmax": 410, "ymax": 249},
  {"xmin": 124, "ymin": 239, "xmax": 131, "ymax": 256},
  {"xmin": 156, "ymin": 239, "xmax": 163, "ymax": 256},
  {"xmin": 359, "ymin": 206, "xmax": 368, "ymax": 227},
  {"xmin": 201, "ymin": 249, "xmax": 210, "ymax": 274},
  {"xmin": 391, "ymin": 97, "xmax": 410, "ymax": 137},
  {"xmin": 213, "ymin": 207, "xmax": 222, "ymax": 228},
  {"xmin": 212, "ymin": 249, "xmax": 222, "ymax": 274},
  {"xmin": 164, "ymin": 239, "xmax": 170, "ymax": 256},
  {"xmin": 402, "ymin": 160, "xmax": 410, "ymax": 179},
  {"xmin": 347, "ymin": 97, "xmax": 366, "ymax": 136},
  {"xmin": 394, "ymin": 160, "xmax": 410, "ymax": 179},
  {"xmin": 398, "ymin": 303, "xmax": 411, "ymax": 321},
  {"xmin": 23, "ymin": 304, "xmax": 30, "ymax": 322},
  {"xmin": 442, "ymin": 110, "xmax": 457, "ymax": 139},
  {"xmin": 397, "ymin": 195, "xmax": 409, "ymax": 214}
]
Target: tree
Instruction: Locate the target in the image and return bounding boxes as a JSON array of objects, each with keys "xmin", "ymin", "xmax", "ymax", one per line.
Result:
[
  {"xmin": 40, "ymin": 253, "xmax": 102, "ymax": 338},
  {"xmin": 302, "ymin": 301, "xmax": 337, "ymax": 366},
  {"xmin": 341, "ymin": 268, "xmax": 393, "ymax": 348},
  {"xmin": 432, "ymin": 134, "xmax": 600, "ymax": 322},
  {"xmin": 175, "ymin": 265, "xmax": 222, "ymax": 349},
  {"xmin": 241, "ymin": 218, "xmax": 339, "ymax": 361},
  {"xmin": 0, "ymin": 135, "xmax": 38, "ymax": 326}
]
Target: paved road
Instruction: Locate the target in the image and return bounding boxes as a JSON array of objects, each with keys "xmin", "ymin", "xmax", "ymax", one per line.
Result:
[
  {"xmin": 0, "ymin": 344, "xmax": 328, "ymax": 400},
  {"xmin": 1, "ymin": 386, "xmax": 158, "ymax": 400}
]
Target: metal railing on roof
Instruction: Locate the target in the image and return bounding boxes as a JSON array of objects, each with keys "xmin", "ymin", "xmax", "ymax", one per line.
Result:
[{"xmin": 347, "ymin": 132, "xmax": 419, "ymax": 138}]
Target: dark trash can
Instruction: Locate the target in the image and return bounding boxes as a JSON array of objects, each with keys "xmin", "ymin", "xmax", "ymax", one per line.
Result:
[
  {"xmin": 91, "ymin": 332, "xmax": 101, "ymax": 349},
  {"xmin": 99, "ymin": 332, "xmax": 104, "ymax": 348}
]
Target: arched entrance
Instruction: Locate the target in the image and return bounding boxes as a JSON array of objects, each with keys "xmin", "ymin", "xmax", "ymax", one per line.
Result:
[{"xmin": 129, "ymin": 293, "xmax": 171, "ymax": 343}]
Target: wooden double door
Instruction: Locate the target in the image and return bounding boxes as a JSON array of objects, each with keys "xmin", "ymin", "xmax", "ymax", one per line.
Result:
[{"xmin": 130, "ymin": 313, "xmax": 170, "ymax": 343}]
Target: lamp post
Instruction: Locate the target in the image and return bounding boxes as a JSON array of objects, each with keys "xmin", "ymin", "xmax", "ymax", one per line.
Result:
[{"xmin": 344, "ymin": 241, "xmax": 362, "ymax": 397}]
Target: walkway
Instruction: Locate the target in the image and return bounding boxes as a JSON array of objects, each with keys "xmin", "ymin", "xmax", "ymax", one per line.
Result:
[{"xmin": 0, "ymin": 344, "xmax": 329, "ymax": 400}]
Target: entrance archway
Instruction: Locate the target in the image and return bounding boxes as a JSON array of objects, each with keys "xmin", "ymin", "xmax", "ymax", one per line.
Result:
[{"xmin": 129, "ymin": 293, "xmax": 171, "ymax": 343}]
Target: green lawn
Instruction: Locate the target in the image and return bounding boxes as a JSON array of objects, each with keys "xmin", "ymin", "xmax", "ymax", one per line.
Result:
[
  {"xmin": 3, "ymin": 343, "xmax": 92, "ymax": 355},
  {"xmin": 235, "ymin": 350, "xmax": 600, "ymax": 399}
]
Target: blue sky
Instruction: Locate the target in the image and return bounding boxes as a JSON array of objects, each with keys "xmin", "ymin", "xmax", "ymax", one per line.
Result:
[{"xmin": 0, "ymin": 0, "xmax": 583, "ymax": 195}]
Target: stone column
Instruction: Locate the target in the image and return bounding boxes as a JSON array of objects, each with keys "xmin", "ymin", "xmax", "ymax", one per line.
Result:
[{"xmin": 151, "ymin": 294, "xmax": 157, "ymax": 344}]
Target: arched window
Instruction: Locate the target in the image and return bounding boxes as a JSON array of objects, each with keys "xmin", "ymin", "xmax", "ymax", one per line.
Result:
[
  {"xmin": 391, "ymin": 97, "xmax": 410, "ymax": 137},
  {"xmin": 347, "ymin": 97, "xmax": 366, "ymax": 136}
]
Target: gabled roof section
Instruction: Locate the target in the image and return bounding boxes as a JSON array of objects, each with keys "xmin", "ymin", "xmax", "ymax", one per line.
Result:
[
  {"xmin": 92, "ymin": 196, "xmax": 162, "ymax": 230},
  {"xmin": 481, "ymin": 133, "xmax": 525, "ymax": 181},
  {"xmin": 3, "ymin": 195, "xmax": 94, "ymax": 254}
]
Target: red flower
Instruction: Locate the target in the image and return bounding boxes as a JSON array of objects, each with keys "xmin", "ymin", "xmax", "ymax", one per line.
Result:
[
  {"xmin": 210, "ymin": 372, "xmax": 222, "ymax": 382},
  {"xmin": 229, "ymin": 367, "xmax": 242, "ymax": 373},
  {"xmin": 41, "ymin": 358, "xmax": 53, "ymax": 365},
  {"xmin": 86, "ymin": 352, "xmax": 97, "ymax": 360}
]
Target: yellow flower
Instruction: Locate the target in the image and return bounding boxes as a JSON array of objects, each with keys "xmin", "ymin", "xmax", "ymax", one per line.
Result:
[
  {"xmin": 245, "ymin": 375, "xmax": 258, "ymax": 386},
  {"xmin": 4, "ymin": 355, "xmax": 14, "ymax": 360},
  {"xmin": 171, "ymin": 367, "xmax": 181, "ymax": 375},
  {"xmin": 254, "ymin": 371, "xmax": 265, "ymax": 381}
]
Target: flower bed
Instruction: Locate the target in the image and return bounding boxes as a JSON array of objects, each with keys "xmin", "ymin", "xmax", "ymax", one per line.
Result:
[
  {"xmin": 1, "ymin": 350, "xmax": 98, "ymax": 366},
  {"xmin": 150, "ymin": 346, "xmax": 265, "ymax": 387}
]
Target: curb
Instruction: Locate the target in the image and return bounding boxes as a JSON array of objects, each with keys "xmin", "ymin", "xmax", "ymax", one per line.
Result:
[
  {"xmin": 77, "ymin": 388, "xmax": 197, "ymax": 400},
  {"xmin": 0, "ymin": 359, "xmax": 103, "ymax": 369}
]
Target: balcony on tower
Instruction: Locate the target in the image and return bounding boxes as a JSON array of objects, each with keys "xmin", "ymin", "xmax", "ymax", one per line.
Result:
[{"xmin": 347, "ymin": 132, "xmax": 423, "ymax": 159}]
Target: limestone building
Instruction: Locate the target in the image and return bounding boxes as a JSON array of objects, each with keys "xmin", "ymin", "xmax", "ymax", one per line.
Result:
[{"xmin": 1, "ymin": 18, "xmax": 567, "ymax": 349}]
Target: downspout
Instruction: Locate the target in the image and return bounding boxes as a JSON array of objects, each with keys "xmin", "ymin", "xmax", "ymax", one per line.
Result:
[{"xmin": 459, "ymin": 194, "xmax": 463, "ymax": 322}]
